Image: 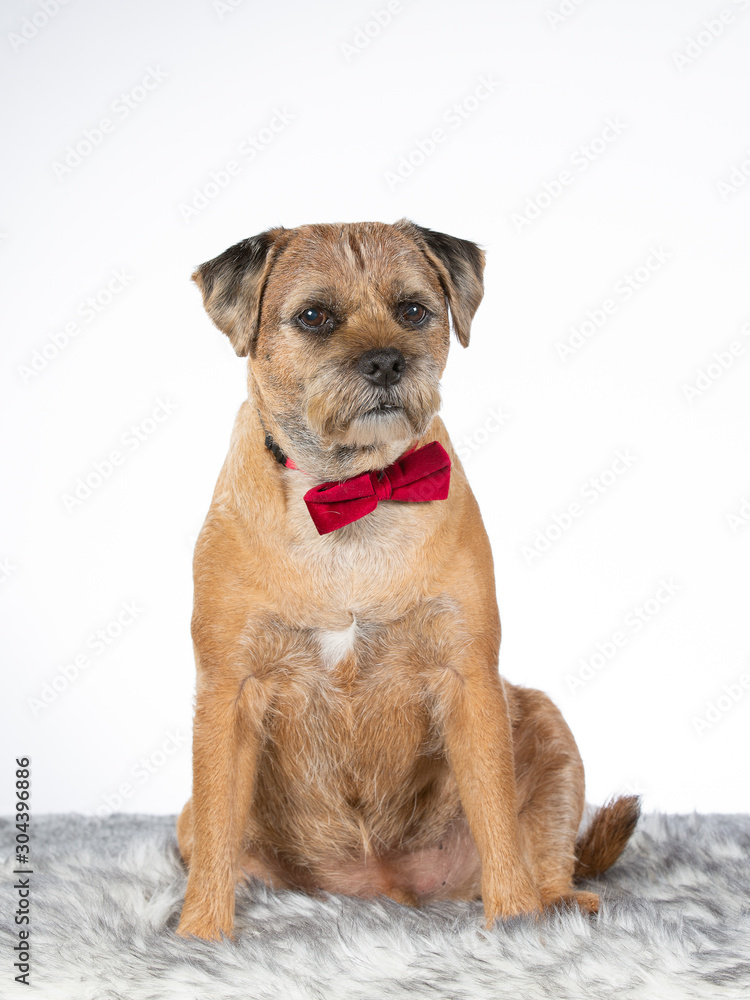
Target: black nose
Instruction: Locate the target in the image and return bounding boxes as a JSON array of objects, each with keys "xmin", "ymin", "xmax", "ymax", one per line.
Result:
[{"xmin": 358, "ymin": 348, "xmax": 406, "ymax": 388}]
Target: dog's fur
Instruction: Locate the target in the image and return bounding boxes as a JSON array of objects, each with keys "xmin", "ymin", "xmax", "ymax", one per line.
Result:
[{"xmin": 175, "ymin": 220, "xmax": 639, "ymax": 941}]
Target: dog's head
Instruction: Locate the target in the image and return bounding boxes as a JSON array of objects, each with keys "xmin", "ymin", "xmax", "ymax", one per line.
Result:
[{"xmin": 193, "ymin": 220, "xmax": 484, "ymax": 476}]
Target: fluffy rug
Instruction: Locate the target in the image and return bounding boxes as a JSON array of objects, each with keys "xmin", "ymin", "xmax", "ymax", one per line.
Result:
[{"xmin": 1, "ymin": 812, "xmax": 749, "ymax": 999}]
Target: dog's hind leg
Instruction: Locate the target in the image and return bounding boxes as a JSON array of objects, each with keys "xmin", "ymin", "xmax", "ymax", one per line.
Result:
[{"xmin": 506, "ymin": 684, "xmax": 593, "ymax": 912}]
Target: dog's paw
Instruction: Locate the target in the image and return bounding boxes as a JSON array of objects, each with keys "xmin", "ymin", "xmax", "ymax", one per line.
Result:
[
  {"xmin": 482, "ymin": 875, "xmax": 543, "ymax": 926},
  {"xmin": 545, "ymin": 889, "xmax": 600, "ymax": 915},
  {"xmin": 176, "ymin": 912, "xmax": 233, "ymax": 942}
]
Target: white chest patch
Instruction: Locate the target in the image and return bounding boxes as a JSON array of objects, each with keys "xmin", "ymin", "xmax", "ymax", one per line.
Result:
[{"xmin": 317, "ymin": 617, "xmax": 358, "ymax": 668}]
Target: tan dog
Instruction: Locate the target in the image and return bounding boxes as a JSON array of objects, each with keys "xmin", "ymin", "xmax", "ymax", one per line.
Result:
[{"xmin": 175, "ymin": 219, "xmax": 639, "ymax": 941}]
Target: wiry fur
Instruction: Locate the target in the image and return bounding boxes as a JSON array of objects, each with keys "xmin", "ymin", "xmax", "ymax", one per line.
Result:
[{"xmin": 176, "ymin": 220, "xmax": 639, "ymax": 941}]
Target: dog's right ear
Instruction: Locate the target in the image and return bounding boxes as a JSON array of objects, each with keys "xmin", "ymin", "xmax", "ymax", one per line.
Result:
[{"xmin": 192, "ymin": 228, "xmax": 287, "ymax": 357}]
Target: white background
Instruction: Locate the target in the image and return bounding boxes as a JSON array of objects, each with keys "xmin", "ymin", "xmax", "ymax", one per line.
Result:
[{"xmin": 2, "ymin": 0, "xmax": 749, "ymax": 820}]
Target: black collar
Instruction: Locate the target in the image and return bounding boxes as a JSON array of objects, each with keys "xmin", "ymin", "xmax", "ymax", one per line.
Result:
[{"xmin": 264, "ymin": 431, "xmax": 290, "ymax": 467}]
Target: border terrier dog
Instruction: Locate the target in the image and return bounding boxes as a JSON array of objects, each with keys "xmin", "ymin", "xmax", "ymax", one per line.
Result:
[{"xmin": 175, "ymin": 219, "xmax": 639, "ymax": 941}]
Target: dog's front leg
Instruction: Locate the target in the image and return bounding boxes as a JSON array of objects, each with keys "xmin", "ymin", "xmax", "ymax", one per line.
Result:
[
  {"xmin": 434, "ymin": 660, "xmax": 542, "ymax": 926},
  {"xmin": 177, "ymin": 670, "xmax": 273, "ymax": 941}
]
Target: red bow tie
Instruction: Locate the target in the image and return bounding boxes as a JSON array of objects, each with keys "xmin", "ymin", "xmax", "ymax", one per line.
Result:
[{"xmin": 299, "ymin": 441, "xmax": 452, "ymax": 535}]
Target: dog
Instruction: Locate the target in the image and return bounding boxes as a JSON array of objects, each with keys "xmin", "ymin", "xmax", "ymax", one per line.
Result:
[{"xmin": 175, "ymin": 219, "xmax": 639, "ymax": 941}]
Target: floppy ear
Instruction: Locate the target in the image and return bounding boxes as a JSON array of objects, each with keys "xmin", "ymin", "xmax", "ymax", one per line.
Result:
[
  {"xmin": 192, "ymin": 228, "xmax": 287, "ymax": 357},
  {"xmin": 396, "ymin": 219, "xmax": 485, "ymax": 347}
]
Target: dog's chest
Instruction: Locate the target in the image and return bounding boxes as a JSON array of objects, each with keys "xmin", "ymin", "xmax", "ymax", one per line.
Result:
[
  {"xmin": 261, "ymin": 610, "xmax": 444, "ymax": 788},
  {"xmin": 315, "ymin": 618, "xmax": 359, "ymax": 670},
  {"xmin": 250, "ymin": 594, "xmax": 466, "ymax": 857}
]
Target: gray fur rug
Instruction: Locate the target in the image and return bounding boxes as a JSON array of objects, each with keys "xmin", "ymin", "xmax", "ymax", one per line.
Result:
[{"xmin": 1, "ymin": 812, "xmax": 749, "ymax": 999}]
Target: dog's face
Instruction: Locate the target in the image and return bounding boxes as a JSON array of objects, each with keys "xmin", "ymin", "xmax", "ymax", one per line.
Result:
[{"xmin": 193, "ymin": 220, "xmax": 484, "ymax": 476}]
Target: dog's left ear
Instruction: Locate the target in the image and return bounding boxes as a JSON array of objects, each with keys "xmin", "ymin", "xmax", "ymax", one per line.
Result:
[
  {"xmin": 192, "ymin": 227, "xmax": 288, "ymax": 356},
  {"xmin": 396, "ymin": 219, "xmax": 485, "ymax": 347}
]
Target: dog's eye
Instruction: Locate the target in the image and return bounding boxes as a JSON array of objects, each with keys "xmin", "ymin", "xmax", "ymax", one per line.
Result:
[
  {"xmin": 400, "ymin": 302, "xmax": 428, "ymax": 325},
  {"xmin": 297, "ymin": 307, "xmax": 330, "ymax": 330}
]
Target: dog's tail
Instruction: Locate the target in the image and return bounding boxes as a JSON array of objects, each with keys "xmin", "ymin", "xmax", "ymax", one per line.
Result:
[{"xmin": 573, "ymin": 795, "xmax": 641, "ymax": 881}]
